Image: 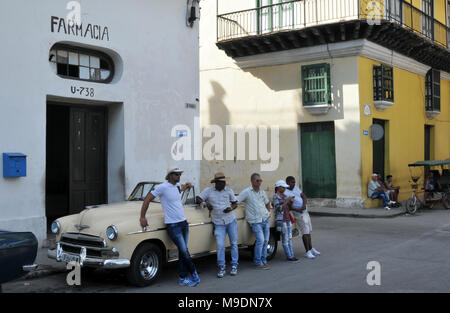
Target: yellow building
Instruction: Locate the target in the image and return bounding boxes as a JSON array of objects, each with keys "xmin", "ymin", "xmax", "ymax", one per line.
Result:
[{"xmin": 200, "ymin": 0, "xmax": 450, "ymax": 208}]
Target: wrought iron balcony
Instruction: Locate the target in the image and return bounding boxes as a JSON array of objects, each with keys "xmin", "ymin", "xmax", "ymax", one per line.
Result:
[{"xmin": 216, "ymin": 0, "xmax": 450, "ymax": 72}]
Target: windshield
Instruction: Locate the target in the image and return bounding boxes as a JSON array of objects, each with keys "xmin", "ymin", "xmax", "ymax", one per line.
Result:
[
  {"xmin": 128, "ymin": 182, "xmax": 196, "ymax": 205},
  {"xmin": 128, "ymin": 182, "xmax": 161, "ymax": 202}
]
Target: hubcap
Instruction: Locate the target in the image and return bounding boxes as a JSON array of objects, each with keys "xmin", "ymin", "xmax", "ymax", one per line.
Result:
[
  {"xmin": 267, "ymin": 238, "xmax": 276, "ymax": 257},
  {"xmin": 139, "ymin": 251, "xmax": 159, "ymax": 280}
]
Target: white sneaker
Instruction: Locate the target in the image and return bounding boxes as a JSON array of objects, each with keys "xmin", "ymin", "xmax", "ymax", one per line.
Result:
[
  {"xmin": 384, "ymin": 206, "xmax": 391, "ymax": 210},
  {"xmin": 311, "ymin": 248, "xmax": 321, "ymax": 256},
  {"xmin": 305, "ymin": 250, "xmax": 315, "ymax": 259},
  {"xmin": 389, "ymin": 201, "xmax": 396, "ymax": 205}
]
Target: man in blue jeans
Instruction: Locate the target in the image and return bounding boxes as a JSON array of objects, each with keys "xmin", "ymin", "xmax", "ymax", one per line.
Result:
[
  {"xmin": 196, "ymin": 172, "xmax": 239, "ymax": 278},
  {"xmin": 368, "ymin": 173, "xmax": 394, "ymax": 210},
  {"xmin": 237, "ymin": 173, "xmax": 272, "ymax": 269},
  {"xmin": 139, "ymin": 166, "xmax": 200, "ymax": 287}
]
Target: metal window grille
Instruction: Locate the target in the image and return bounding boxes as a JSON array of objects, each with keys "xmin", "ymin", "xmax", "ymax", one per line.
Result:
[
  {"xmin": 302, "ymin": 63, "xmax": 331, "ymax": 106},
  {"xmin": 425, "ymin": 69, "xmax": 441, "ymax": 112},
  {"xmin": 373, "ymin": 64, "xmax": 394, "ymax": 102}
]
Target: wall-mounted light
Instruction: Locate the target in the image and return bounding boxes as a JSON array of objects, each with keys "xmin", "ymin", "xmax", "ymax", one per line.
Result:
[{"xmin": 186, "ymin": 0, "xmax": 200, "ymax": 27}]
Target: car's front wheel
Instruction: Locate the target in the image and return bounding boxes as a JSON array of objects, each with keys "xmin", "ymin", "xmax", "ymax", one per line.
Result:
[{"xmin": 126, "ymin": 242, "xmax": 162, "ymax": 287}]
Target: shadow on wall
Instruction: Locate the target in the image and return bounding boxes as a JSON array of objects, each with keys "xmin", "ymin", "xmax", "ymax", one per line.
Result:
[
  {"xmin": 201, "ymin": 80, "xmax": 363, "ymax": 199},
  {"xmin": 241, "ymin": 63, "xmax": 351, "ymax": 119}
]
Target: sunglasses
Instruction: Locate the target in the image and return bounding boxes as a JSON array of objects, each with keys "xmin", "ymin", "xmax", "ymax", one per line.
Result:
[
  {"xmin": 255, "ymin": 179, "xmax": 263, "ymax": 183},
  {"xmin": 172, "ymin": 173, "xmax": 182, "ymax": 177}
]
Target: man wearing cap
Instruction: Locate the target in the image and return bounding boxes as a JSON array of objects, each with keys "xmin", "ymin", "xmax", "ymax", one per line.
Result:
[
  {"xmin": 368, "ymin": 173, "xmax": 392, "ymax": 210},
  {"xmin": 237, "ymin": 173, "xmax": 272, "ymax": 269},
  {"xmin": 139, "ymin": 166, "xmax": 200, "ymax": 287},
  {"xmin": 196, "ymin": 173, "xmax": 239, "ymax": 278}
]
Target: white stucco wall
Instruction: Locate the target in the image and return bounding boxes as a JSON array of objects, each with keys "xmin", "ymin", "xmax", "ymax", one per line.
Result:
[{"xmin": 0, "ymin": 0, "xmax": 200, "ymax": 246}]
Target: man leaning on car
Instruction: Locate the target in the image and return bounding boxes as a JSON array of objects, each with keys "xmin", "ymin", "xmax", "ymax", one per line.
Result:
[
  {"xmin": 139, "ymin": 166, "xmax": 200, "ymax": 287},
  {"xmin": 196, "ymin": 172, "xmax": 239, "ymax": 278},
  {"xmin": 237, "ymin": 173, "xmax": 272, "ymax": 270}
]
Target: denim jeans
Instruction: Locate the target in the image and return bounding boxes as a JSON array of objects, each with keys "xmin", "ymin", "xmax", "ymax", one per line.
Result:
[
  {"xmin": 371, "ymin": 190, "xmax": 389, "ymax": 207},
  {"xmin": 166, "ymin": 220, "xmax": 197, "ymax": 278},
  {"xmin": 214, "ymin": 219, "xmax": 239, "ymax": 268},
  {"xmin": 279, "ymin": 221, "xmax": 294, "ymax": 259},
  {"xmin": 251, "ymin": 219, "xmax": 270, "ymax": 266}
]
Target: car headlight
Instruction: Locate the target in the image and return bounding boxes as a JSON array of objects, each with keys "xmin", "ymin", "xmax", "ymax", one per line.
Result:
[
  {"xmin": 51, "ymin": 221, "xmax": 61, "ymax": 234},
  {"xmin": 106, "ymin": 225, "xmax": 118, "ymax": 240}
]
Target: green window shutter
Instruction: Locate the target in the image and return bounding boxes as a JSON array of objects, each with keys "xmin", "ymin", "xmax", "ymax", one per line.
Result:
[{"xmin": 302, "ymin": 63, "xmax": 331, "ymax": 106}]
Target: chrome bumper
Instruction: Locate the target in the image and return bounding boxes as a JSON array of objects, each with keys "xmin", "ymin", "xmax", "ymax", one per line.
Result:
[
  {"xmin": 22, "ymin": 264, "xmax": 38, "ymax": 272},
  {"xmin": 47, "ymin": 244, "xmax": 130, "ymax": 269}
]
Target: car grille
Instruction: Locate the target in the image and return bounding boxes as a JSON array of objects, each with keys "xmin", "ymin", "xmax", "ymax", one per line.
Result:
[
  {"xmin": 60, "ymin": 233, "xmax": 106, "ymax": 258},
  {"xmin": 61, "ymin": 233, "xmax": 105, "ymax": 248}
]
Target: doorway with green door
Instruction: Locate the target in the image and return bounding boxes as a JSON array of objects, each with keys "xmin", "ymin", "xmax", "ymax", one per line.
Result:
[{"xmin": 300, "ymin": 122, "xmax": 337, "ymax": 198}]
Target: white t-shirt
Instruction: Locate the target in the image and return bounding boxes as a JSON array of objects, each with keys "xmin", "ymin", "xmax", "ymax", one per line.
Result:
[
  {"xmin": 284, "ymin": 186, "xmax": 306, "ymax": 211},
  {"xmin": 151, "ymin": 181, "xmax": 186, "ymax": 224}
]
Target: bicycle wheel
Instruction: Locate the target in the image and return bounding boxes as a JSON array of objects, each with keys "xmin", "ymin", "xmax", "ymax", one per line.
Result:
[
  {"xmin": 443, "ymin": 192, "xmax": 450, "ymax": 210},
  {"xmin": 406, "ymin": 197, "xmax": 418, "ymax": 214}
]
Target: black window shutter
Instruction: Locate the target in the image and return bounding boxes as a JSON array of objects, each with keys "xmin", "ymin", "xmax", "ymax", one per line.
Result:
[{"xmin": 432, "ymin": 69, "xmax": 440, "ymax": 112}]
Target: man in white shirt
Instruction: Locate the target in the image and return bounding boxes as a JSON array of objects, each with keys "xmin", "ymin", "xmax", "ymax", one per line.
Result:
[
  {"xmin": 196, "ymin": 172, "xmax": 238, "ymax": 278},
  {"xmin": 284, "ymin": 176, "xmax": 320, "ymax": 259},
  {"xmin": 368, "ymin": 173, "xmax": 393, "ymax": 210},
  {"xmin": 237, "ymin": 173, "xmax": 272, "ymax": 269},
  {"xmin": 139, "ymin": 166, "xmax": 200, "ymax": 287}
]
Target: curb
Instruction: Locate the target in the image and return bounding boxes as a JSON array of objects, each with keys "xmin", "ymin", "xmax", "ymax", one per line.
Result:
[
  {"xmin": 309, "ymin": 211, "xmax": 406, "ymax": 219},
  {"xmin": 21, "ymin": 265, "xmax": 67, "ymax": 281}
]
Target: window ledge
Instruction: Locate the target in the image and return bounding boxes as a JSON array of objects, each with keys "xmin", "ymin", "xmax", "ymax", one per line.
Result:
[
  {"xmin": 373, "ymin": 100, "xmax": 394, "ymax": 111},
  {"xmin": 303, "ymin": 104, "xmax": 332, "ymax": 115},
  {"xmin": 426, "ymin": 110, "xmax": 440, "ymax": 119}
]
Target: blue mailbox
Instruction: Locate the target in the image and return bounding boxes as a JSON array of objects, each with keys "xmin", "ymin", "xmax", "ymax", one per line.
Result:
[{"xmin": 3, "ymin": 153, "xmax": 27, "ymax": 178}]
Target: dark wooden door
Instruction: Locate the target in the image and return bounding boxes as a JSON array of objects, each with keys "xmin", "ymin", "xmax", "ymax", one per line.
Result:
[
  {"xmin": 300, "ymin": 122, "xmax": 337, "ymax": 198},
  {"xmin": 372, "ymin": 119, "xmax": 386, "ymax": 181},
  {"xmin": 69, "ymin": 107, "xmax": 107, "ymax": 214}
]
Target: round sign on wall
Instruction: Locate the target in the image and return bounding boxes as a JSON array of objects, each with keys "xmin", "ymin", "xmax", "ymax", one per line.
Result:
[{"xmin": 369, "ymin": 124, "xmax": 384, "ymax": 141}]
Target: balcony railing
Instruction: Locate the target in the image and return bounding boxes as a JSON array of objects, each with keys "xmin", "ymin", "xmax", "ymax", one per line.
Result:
[
  {"xmin": 217, "ymin": 0, "xmax": 359, "ymax": 41},
  {"xmin": 369, "ymin": 0, "xmax": 450, "ymax": 48},
  {"xmin": 217, "ymin": 0, "xmax": 450, "ymax": 49}
]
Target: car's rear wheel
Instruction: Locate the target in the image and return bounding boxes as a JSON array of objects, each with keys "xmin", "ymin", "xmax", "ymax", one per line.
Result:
[
  {"xmin": 250, "ymin": 231, "xmax": 278, "ymax": 261},
  {"xmin": 266, "ymin": 232, "xmax": 278, "ymax": 261},
  {"xmin": 126, "ymin": 243, "xmax": 162, "ymax": 287}
]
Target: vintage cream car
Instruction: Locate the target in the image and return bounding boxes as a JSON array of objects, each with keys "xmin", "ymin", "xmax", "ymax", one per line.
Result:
[{"xmin": 48, "ymin": 182, "xmax": 297, "ymax": 286}]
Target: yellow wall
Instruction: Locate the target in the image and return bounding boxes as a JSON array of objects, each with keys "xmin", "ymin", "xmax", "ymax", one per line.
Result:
[{"xmin": 359, "ymin": 57, "xmax": 450, "ymax": 207}]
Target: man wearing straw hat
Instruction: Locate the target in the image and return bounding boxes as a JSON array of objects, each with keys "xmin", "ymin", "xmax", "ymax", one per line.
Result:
[
  {"xmin": 196, "ymin": 172, "xmax": 239, "ymax": 278},
  {"xmin": 140, "ymin": 166, "xmax": 200, "ymax": 287}
]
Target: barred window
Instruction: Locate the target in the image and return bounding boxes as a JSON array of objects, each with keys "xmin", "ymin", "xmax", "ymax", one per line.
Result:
[
  {"xmin": 302, "ymin": 63, "xmax": 331, "ymax": 107},
  {"xmin": 49, "ymin": 44, "xmax": 114, "ymax": 83},
  {"xmin": 373, "ymin": 64, "xmax": 394, "ymax": 102},
  {"xmin": 425, "ymin": 69, "xmax": 440, "ymax": 112}
]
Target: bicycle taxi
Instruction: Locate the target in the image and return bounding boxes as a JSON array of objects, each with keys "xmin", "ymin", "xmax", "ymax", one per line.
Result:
[{"xmin": 406, "ymin": 159, "xmax": 450, "ymax": 214}]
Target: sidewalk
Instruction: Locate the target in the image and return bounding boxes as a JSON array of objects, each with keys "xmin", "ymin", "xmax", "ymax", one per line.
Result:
[{"xmin": 308, "ymin": 205, "xmax": 406, "ymax": 218}]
